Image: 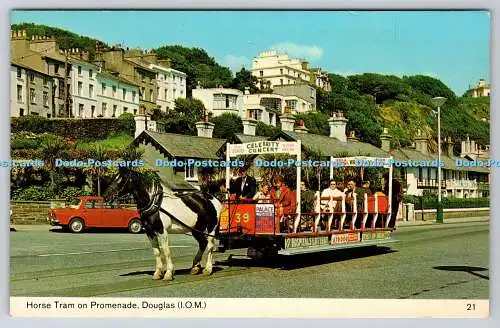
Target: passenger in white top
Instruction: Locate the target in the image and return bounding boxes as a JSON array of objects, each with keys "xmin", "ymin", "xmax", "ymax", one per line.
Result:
[{"xmin": 320, "ymin": 180, "xmax": 344, "ymax": 213}]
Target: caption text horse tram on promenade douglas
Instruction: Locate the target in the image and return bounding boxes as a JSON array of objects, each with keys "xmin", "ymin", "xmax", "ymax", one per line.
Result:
[{"xmin": 216, "ymin": 140, "xmax": 398, "ymax": 259}]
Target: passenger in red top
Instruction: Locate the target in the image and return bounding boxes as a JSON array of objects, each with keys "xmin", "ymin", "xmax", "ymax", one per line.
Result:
[{"xmin": 270, "ymin": 175, "xmax": 297, "ymax": 232}]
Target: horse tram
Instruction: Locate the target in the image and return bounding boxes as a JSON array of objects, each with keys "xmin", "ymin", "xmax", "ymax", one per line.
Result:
[{"xmin": 217, "ymin": 140, "xmax": 397, "ymax": 259}]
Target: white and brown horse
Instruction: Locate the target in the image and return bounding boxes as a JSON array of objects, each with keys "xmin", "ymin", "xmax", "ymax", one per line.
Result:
[{"xmin": 103, "ymin": 168, "xmax": 222, "ymax": 281}]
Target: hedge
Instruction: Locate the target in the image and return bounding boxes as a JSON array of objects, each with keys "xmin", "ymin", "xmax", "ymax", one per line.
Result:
[
  {"xmin": 11, "ymin": 115, "xmax": 135, "ymax": 140},
  {"xmin": 403, "ymin": 195, "xmax": 489, "ymax": 210}
]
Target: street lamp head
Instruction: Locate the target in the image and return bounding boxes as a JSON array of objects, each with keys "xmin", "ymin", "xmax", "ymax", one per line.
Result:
[{"xmin": 431, "ymin": 96, "xmax": 447, "ymax": 108}]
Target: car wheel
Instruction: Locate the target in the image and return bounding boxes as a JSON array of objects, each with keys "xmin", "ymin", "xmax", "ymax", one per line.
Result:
[
  {"xmin": 69, "ymin": 218, "xmax": 85, "ymax": 233},
  {"xmin": 128, "ymin": 219, "xmax": 142, "ymax": 234}
]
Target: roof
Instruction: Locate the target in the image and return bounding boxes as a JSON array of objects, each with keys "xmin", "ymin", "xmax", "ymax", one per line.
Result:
[
  {"xmin": 124, "ymin": 58, "xmax": 157, "ymax": 73},
  {"xmin": 390, "ymin": 148, "xmax": 489, "ymax": 173},
  {"xmin": 275, "ymin": 131, "xmax": 390, "ymax": 158},
  {"xmin": 134, "ymin": 130, "xmax": 227, "ymax": 160},
  {"xmin": 41, "ymin": 52, "xmax": 67, "ymax": 63},
  {"xmin": 11, "ymin": 49, "xmax": 47, "ymax": 75}
]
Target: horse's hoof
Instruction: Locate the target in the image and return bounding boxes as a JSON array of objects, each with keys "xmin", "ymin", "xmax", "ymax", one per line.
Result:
[
  {"xmin": 163, "ymin": 272, "xmax": 174, "ymax": 281},
  {"xmin": 202, "ymin": 268, "xmax": 213, "ymax": 276},
  {"xmin": 152, "ymin": 270, "xmax": 164, "ymax": 280},
  {"xmin": 190, "ymin": 266, "xmax": 201, "ymax": 275}
]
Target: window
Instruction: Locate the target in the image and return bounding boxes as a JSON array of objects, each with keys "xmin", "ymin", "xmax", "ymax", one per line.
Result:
[
  {"xmin": 78, "ymin": 66, "xmax": 82, "ymax": 75},
  {"xmin": 54, "ymin": 64, "xmax": 59, "ymax": 75},
  {"xmin": 89, "ymin": 84, "xmax": 94, "ymax": 98},
  {"xmin": 102, "ymin": 103, "xmax": 107, "ymax": 117},
  {"xmin": 102, "ymin": 83, "xmax": 106, "ymax": 96},
  {"xmin": 157, "ymin": 87, "xmax": 160, "ymax": 99},
  {"xmin": 29, "ymin": 88, "xmax": 36, "ymax": 104},
  {"xmin": 173, "ymin": 89, "xmax": 176, "ymax": 98},
  {"xmin": 280, "ymin": 79, "xmax": 283, "ymax": 85},
  {"xmin": 43, "ymin": 91, "xmax": 49, "ymax": 107},
  {"xmin": 19, "ymin": 108, "xmax": 24, "ymax": 116},
  {"xmin": 17, "ymin": 85, "xmax": 23, "ymax": 102},
  {"xmin": 259, "ymin": 70, "xmax": 263, "ymax": 77},
  {"xmin": 185, "ymin": 165, "xmax": 197, "ymax": 181},
  {"xmin": 78, "ymin": 82, "xmax": 83, "ymax": 96},
  {"xmin": 132, "ymin": 91, "xmax": 136, "ymax": 102},
  {"xmin": 112, "ymin": 86, "xmax": 117, "ymax": 97},
  {"xmin": 43, "ymin": 78, "xmax": 49, "ymax": 87},
  {"xmin": 89, "ymin": 69, "xmax": 93, "ymax": 78},
  {"xmin": 226, "ymin": 95, "xmax": 230, "ymax": 108},
  {"xmin": 79, "ymin": 103, "xmax": 84, "ymax": 116},
  {"xmin": 149, "ymin": 89, "xmax": 153, "ymax": 102},
  {"xmin": 180, "ymin": 90, "xmax": 184, "ymax": 96},
  {"xmin": 91, "ymin": 105, "xmax": 95, "ymax": 118},
  {"xmin": 140, "ymin": 87, "xmax": 145, "ymax": 99},
  {"xmin": 58, "ymin": 80, "xmax": 64, "ymax": 98},
  {"xmin": 17, "ymin": 67, "xmax": 22, "ymax": 78},
  {"xmin": 29, "ymin": 73, "xmax": 34, "ymax": 82},
  {"xmin": 112, "ymin": 105, "xmax": 117, "ymax": 117},
  {"xmin": 133, "ymin": 108, "xmax": 137, "ymax": 115},
  {"xmin": 280, "ymin": 68, "xmax": 283, "ymax": 74},
  {"xmin": 123, "ymin": 107, "xmax": 128, "ymax": 113},
  {"xmin": 122, "ymin": 88, "xmax": 126, "ymax": 100},
  {"xmin": 164, "ymin": 88, "xmax": 168, "ymax": 100}
]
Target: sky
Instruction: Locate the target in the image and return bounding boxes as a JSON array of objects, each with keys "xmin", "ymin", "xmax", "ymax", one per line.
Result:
[{"xmin": 10, "ymin": 10, "xmax": 490, "ymax": 95}]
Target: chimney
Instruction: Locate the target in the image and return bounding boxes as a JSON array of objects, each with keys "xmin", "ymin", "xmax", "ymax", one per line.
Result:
[
  {"xmin": 134, "ymin": 107, "xmax": 148, "ymax": 138},
  {"xmin": 328, "ymin": 111, "xmax": 348, "ymax": 142},
  {"xmin": 280, "ymin": 107, "xmax": 295, "ymax": 132},
  {"xmin": 294, "ymin": 119, "xmax": 309, "ymax": 134},
  {"xmin": 414, "ymin": 129, "xmax": 428, "ymax": 154},
  {"xmin": 380, "ymin": 127, "xmax": 392, "ymax": 152},
  {"xmin": 347, "ymin": 131, "xmax": 358, "ymax": 141},
  {"xmin": 196, "ymin": 121, "xmax": 215, "ymax": 138},
  {"xmin": 445, "ymin": 136, "xmax": 454, "ymax": 157},
  {"xmin": 242, "ymin": 116, "xmax": 257, "ymax": 136},
  {"xmin": 244, "ymin": 87, "xmax": 250, "ymax": 95}
]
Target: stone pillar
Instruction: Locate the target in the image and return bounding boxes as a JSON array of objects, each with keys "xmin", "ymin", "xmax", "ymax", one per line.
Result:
[
  {"xmin": 380, "ymin": 127, "xmax": 392, "ymax": 152},
  {"xmin": 196, "ymin": 121, "xmax": 215, "ymax": 138}
]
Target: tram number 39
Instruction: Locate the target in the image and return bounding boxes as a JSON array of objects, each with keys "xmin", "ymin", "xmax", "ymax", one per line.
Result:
[{"xmin": 234, "ymin": 212, "xmax": 250, "ymax": 224}]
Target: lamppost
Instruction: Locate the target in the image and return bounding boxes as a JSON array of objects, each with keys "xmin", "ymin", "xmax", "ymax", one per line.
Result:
[{"xmin": 432, "ymin": 96, "xmax": 447, "ymax": 223}]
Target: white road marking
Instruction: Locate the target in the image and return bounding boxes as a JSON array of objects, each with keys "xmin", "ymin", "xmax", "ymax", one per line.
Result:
[{"xmin": 36, "ymin": 246, "xmax": 190, "ymax": 257}]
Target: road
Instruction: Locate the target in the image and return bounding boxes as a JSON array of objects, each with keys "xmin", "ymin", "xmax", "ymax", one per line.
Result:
[{"xmin": 10, "ymin": 220, "xmax": 489, "ymax": 299}]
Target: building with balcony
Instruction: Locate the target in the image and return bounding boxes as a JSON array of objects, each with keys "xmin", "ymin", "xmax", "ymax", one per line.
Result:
[
  {"xmin": 251, "ymin": 50, "xmax": 331, "ymax": 91},
  {"xmin": 390, "ymin": 132, "xmax": 490, "ymax": 198},
  {"xmin": 192, "ymin": 86, "xmax": 244, "ymax": 118}
]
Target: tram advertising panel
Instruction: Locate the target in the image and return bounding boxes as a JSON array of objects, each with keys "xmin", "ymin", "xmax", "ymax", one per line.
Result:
[{"xmin": 219, "ymin": 203, "xmax": 256, "ymax": 234}]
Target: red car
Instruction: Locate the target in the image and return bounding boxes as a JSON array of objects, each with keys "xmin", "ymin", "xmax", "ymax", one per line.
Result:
[{"xmin": 47, "ymin": 196, "xmax": 142, "ymax": 234}]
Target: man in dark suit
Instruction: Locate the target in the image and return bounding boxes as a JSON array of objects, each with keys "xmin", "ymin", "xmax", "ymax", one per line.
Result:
[{"xmin": 234, "ymin": 167, "xmax": 257, "ymax": 200}]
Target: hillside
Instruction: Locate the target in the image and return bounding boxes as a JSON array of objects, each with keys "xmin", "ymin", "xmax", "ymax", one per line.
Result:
[{"xmin": 11, "ymin": 23, "xmax": 490, "ymax": 154}]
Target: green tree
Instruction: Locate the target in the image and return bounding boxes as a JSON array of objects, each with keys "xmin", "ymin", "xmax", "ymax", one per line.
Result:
[
  {"xmin": 347, "ymin": 73, "xmax": 412, "ymax": 104},
  {"xmin": 38, "ymin": 134, "xmax": 70, "ymax": 191},
  {"xmin": 210, "ymin": 113, "xmax": 243, "ymax": 139},
  {"xmin": 171, "ymin": 98, "xmax": 206, "ymax": 120},
  {"xmin": 403, "ymin": 75, "xmax": 457, "ymax": 102},
  {"xmin": 230, "ymin": 68, "xmax": 259, "ymax": 93}
]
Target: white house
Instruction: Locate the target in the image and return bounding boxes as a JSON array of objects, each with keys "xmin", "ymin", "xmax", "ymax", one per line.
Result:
[
  {"xmin": 95, "ymin": 70, "xmax": 140, "ymax": 118},
  {"xmin": 192, "ymin": 87, "xmax": 244, "ymax": 118},
  {"xmin": 149, "ymin": 63, "xmax": 187, "ymax": 112},
  {"xmin": 70, "ymin": 59, "xmax": 100, "ymax": 118}
]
